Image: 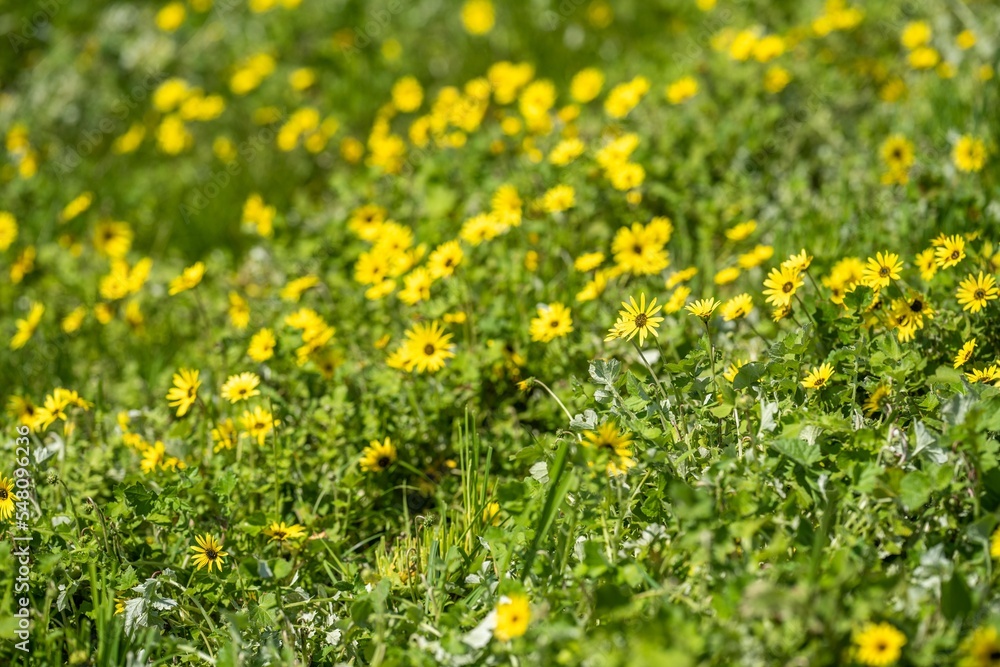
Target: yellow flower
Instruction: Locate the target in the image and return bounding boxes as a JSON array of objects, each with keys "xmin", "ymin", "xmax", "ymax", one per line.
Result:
[
  {"xmin": 723, "ymin": 359, "xmax": 748, "ymax": 383},
  {"xmin": 720, "ymin": 293, "xmax": 753, "ymax": 321},
  {"xmin": 604, "ymin": 76, "xmax": 650, "ymax": 119},
  {"xmin": 612, "ymin": 222, "xmax": 669, "ymax": 275},
  {"xmin": 461, "ymin": 0, "xmax": 494, "ymax": 35},
  {"xmin": 665, "ymin": 76, "xmax": 698, "ymax": 104},
  {"xmin": 278, "ymin": 276, "xmax": 318, "ymax": 303},
  {"xmin": 190, "ymin": 534, "xmax": 228, "ymax": 573},
  {"xmin": 529, "ymin": 303, "xmax": 574, "ymax": 343},
  {"xmin": 956, "ymin": 272, "xmax": 998, "ymax": 313},
  {"xmin": 549, "ymin": 138, "xmax": 586, "ymax": 166},
  {"xmin": 966, "ymin": 365, "xmax": 1000, "ymax": 386},
  {"xmin": 901, "ymin": 21, "xmax": 931, "ymax": 49},
  {"xmin": 934, "ymin": 235, "xmax": 965, "ymax": 269},
  {"xmin": 0, "ymin": 475, "xmax": 20, "ymax": 521},
  {"xmin": 360, "ymin": 437, "xmax": 397, "ymax": 473},
  {"xmin": 539, "ymin": 185, "xmax": 575, "ymax": 213},
  {"xmin": 403, "ymin": 321, "xmax": 455, "ymax": 373},
  {"xmin": 483, "ymin": 502, "xmax": 501, "ymax": 526},
  {"xmin": 574, "ymin": 252, "xmax": 605, "ymax": 272},
  {"xmin": 864, "ymin": 384, "xmax": 892, "ymax": 416},
  {"xmin": 782, "ymin": 249, "xmax": 813, "ymax": 274},
  {"xmin": 240, "ymin": 406, "xmax": 279, "ymax": 445},
  {"xmin": 685, "ymin": 297, "xmax": 722, "ymax": 321},
  {"xmin": 228, "ymin": 292, "xmax": 250, "ymax": 329},
  {"xmin": 59, "ymin": 192, "xmax": 93, "ymax": 223},
  {"xmin": 954, "ymin": 136, "xmax": 987, "ymax": 173},
  {"xmin": 391, "ymin": 76, "xmax": 424, "ymax": 112},
  {"xmin": 915, "ymin": 248, "xmax": 937, "ymax": 282},
  {"xmin": 582, "ymin": 422, "xmax": 634, "ymax": 476},
  {"xmin": 168, "ymin": 262, "xmax": 205, "ymax": 295},
  {"xmin": 428, "ymin": 240, "xmax": 464, "ymax": 279},
  {"xmin": 570, "ymin": 68, "xmax": 604, "ymax": 103},
  {"xmin": 861, "ymin": 251, "xmax": 903, "ymax": 289},
  {"xmin": 263, "ymin": 521, "xmax": 307, "ymax": 542},
  {"xmin": 288, "ymin": 67, "xmax": 316, "ymax": 91},
  {"xmin": 956, "ymin": 30, "xmax": 976, "ymax": 50},
  {"xmin": 907, "ymin": 46, "xmax": 939, "ymax": 69},
  {"xmin": 494, "ymin": 593, "xmax": 531, "ymax": 641},
  {"xmin": 725, "ymin": 220, "xmax": 756, "ymax": 242},
  {"xmin": 166, "ymin": 368, "xmax": 200, "ymax": 417},
  {"xmin": 853, "ymin": 622, "xmax": 906, "ymax": 667},
  {"xmin": 801, "ymin": 363, "xmax": 834, "ymax": 389},
  {"xmin": 714, "ymin": 267, "xmax": 741, "ymax": 285},
  {"xmin": 10, "ymin": 302, "xmax": 44, "ymax": 350},
  {"xmin": 753, "ymin": 34, "xmax": 785, "ymax": 62},
  {"xmin": 606, "ymin": 293, "xmax": 663, "ymax": 346},
  {"xmin": 211, "ymin": 418, "xmax": 238, "ymax": 452},
  {"xmin": 954, "ymin": 338, "xmax": 976, "ymax": 369},
  {"xmin": 960, "ymin": 626, "xmax": 1000, "ymax": 667},
  {"xmin": 156, "ymin": 2, "xmax": 186, "ymax": 32},
  {"xmin": 666, "ymin": 267, "xmax": 698, "ymax": 288},
  {"xmin": 763, "ymin": 65, "xmax": 791, "ymax": 93},
  {"xmin": 0, "ymin": 211, "xmax": 18, "ymax": 250},
  {"xmin": 220, "ymin": 372, "xmax": 261, "ymax": 404},
  {"xmin": 249, "ymin": 328, "xmax": 277, "ymax": 362},
  {"xmin": 880, "ymin": 135, "xmax": 914, "ymax": 170},
  {"xmin": 762, "ymin": 266, "xmax": 803, "ymax": 308},
  {"xmin": 62, "ymin": 306, "xmax": 87, "ymax": 334}
]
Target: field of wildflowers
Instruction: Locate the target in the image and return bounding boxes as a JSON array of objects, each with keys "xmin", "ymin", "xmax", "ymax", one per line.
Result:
[{"xmin": 2, "ymin": 0, "xmax": 1000, "ymax": 664}]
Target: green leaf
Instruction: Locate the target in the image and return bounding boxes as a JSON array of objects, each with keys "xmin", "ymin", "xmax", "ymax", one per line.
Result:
[
  {"xmin": 898, "ymin": 470, "xmax": 933, "ymax": 511},
  {"xmin": 213, "ymin": 470, "xmax": 239, "ymax": 499},
  {"xmin": 124, "ymin": 483, "xmax": 158, "ymax": 516},
  {"xmin": 733, "ymin": 362, "xmax": 764, "ymax": 390},
  {"xmin": 770, "ymin": 439, "xmax": 820, "ymax": 468},
  {"xmin": 589, "ymin": 359, "xmax": 621, "ymax": 386},
  {"xmin": 941, "ymin": 573, "xmax": 972, "ymax": 621}
]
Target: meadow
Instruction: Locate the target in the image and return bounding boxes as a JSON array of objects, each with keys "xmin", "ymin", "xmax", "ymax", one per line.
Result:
[{"xmin": 1, "ymin": 0, "xmax": 1000, "ymax": 664}]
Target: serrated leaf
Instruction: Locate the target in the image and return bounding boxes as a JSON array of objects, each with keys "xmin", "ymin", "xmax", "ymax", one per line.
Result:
[
  {"xmin": 124, "ymin": 483, "xmax": 158, "ymax": 515},
  {"xmin": 570, "ymin": 409, "xmax": 598, "ymax": 430},
  {"xmin": 771, "ymin": 439, "xmax": 821, "ymax": 467},
  {"xmin": 589, "ymin": 359, "xmax": 621, "ymax": 386},
  {"xmin": 733, "ymin": 363, "xmax": 764, "ymax": 390}
]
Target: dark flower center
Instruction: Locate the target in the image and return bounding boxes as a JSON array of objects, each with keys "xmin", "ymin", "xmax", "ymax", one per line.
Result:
[
  {"xmin": 0, "ymin": 489, "xmax": 8, "ymax": 501},
  {"xmin": 632, "ymin": 244, "xmax": 643, "ymax": 254},
  {"xmin": 910, "ymin": 300, "xmax": 923, "ymax": 312},
  {"xmin": 879, "ymin": 267, "xmax": 889, "ymax": 277},
  {"xmin": 951, "ymin": 250, "xmax": 959, "ymax": 260},
  {"xmin": 205, "ymin": 549, "xmax": 217, "ymax": 560},
  {"xmin": 975, "ymin": 289, "xmax": 985, "ymax": 300},
  {"xmin": 635, "ymin": 313, "xmax": 648, "ymax": 327},
  {"xmin": 377, "ymin": 456, "xmax": 391, "ymax": 468},
  {"xmin": 424, "ymin": 343, "xmax": 436, "ymax": 355},
  {"xmin": 782, "ymin": 282, "xmax": 793, "ymax": 293}
]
